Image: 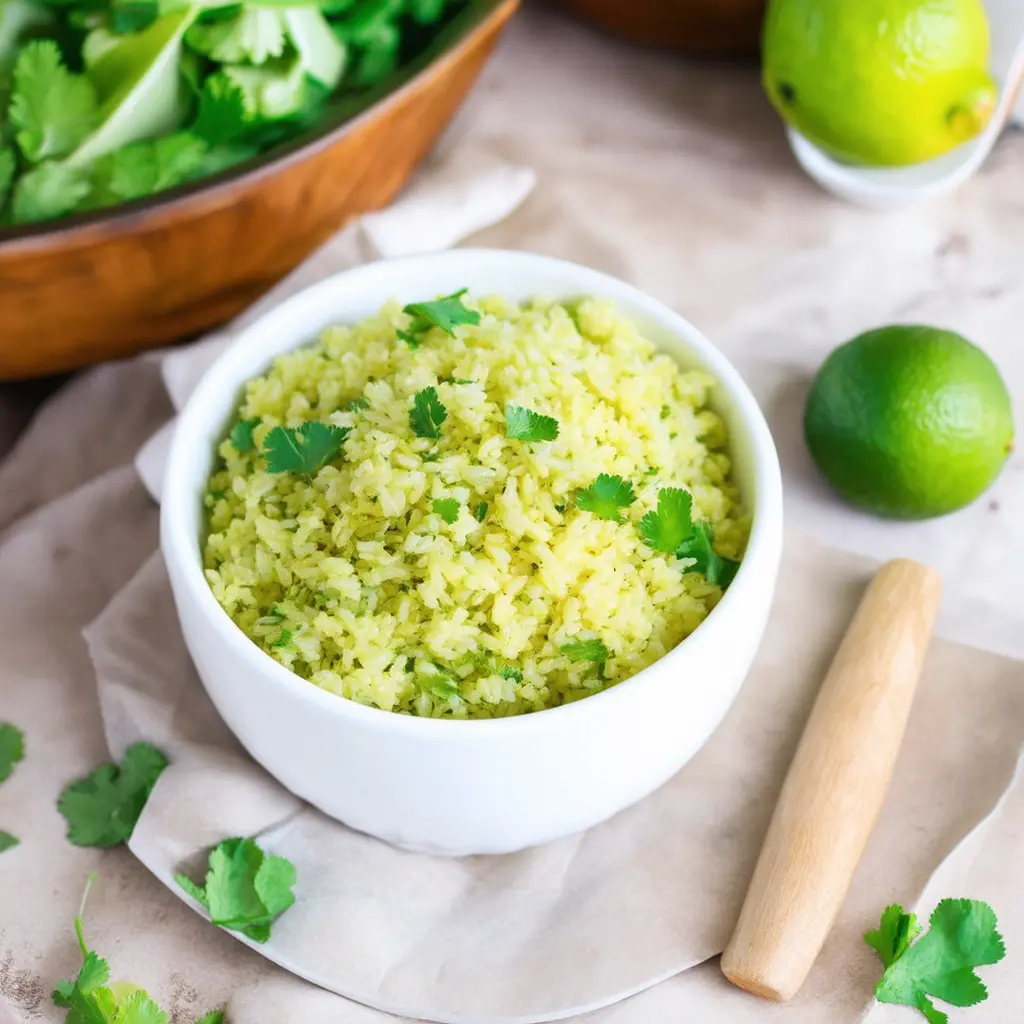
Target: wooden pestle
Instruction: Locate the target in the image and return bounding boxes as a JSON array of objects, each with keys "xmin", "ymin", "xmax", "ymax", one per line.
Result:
[{"xmin": 720, "ymin": 558, "xmax": 943, "ymax": 1002}]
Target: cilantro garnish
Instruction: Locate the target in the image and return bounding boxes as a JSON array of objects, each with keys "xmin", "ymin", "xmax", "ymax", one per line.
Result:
[
  {"xmin": 505, "ymin": 405, "xmax": 559, "ymax": 443},
  {"xmin": 270, "ymin": 628, "xmax": 293, "ymax": 649},
  {"xmin": 344, "ymin": 396, "xmax": 369, "ymax": 412},
  {"xmin": 229, "ymin": 417, "xmax": 259, "ymax": 454},
  {"xmin": 560, "ymin": 637, "xmax": 608, "ymax": 665},
  {"xmin": 576, "ymin": 474, "xmax": 636, "ymax": 522},
  {"xmin": 432, "ymin": 498, "xmax": 460, "ymax": 524},
  {"xmin": 0, "ymin": 722, "xmax": 25, "ymax": 784},
  {"xmin": 398, "ymin": 289, "xmax": 480, "ymax": 347},
  {"xmin": 638, "ymin": 488, "xmax": 740, "ymax": 588},
  {"xmin": 0, "ymin": 832, "xmax": 18, "ymax": 853},
  {"xmin": 866, "ymin": 900, "xmax": 1005, "ymax": 1023},
  {"xmin": 175, "ymin": 836, "xmax": 297, "ymax": 943},
  {"xmin": 53, "ymin": 875, "xmax": 223, "ymax": 1024},
  {"xmin": 660, "ymin": 404, "xmax": 671, "ymax": 419},
  {"xmin": 498, "ymin": 664, "xmax": 522, "ymax": 682},
  {"xmin": 57, "ymin": 743, "xmax": 168, "ymax": 848},
  {"xmin": 424, "ymin": 674, "xmax": 461, "ymax": 700},
  {"xmin": 410, "ymin": 386, "xmax": 447, "ymax": 439},
  {"xmin": 263, "ymin": 422, "xmax": 350, "ymax": 476},
  {"xmin": 9, "ymin": 41, "xmax": 98, "ymax": 163},
  {"xmin": 473, "ymin": 501, "xmax": 488, "ymax": 522}
]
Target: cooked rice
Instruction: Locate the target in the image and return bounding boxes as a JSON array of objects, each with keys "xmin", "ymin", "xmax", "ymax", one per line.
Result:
[{"xmin": 202, "ymin": 295, "xmax": 749, "ymax": 718}]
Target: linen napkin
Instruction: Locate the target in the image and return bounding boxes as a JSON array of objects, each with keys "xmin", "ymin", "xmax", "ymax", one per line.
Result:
[{"xmin": 104, "ymin": 195, "xmax": 1024, "ymax": 1019}]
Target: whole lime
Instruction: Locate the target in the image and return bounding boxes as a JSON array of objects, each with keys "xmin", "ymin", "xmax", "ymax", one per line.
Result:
[
  {"xmin": 804, "ymin": 326, "xmax": 1014, "ymax": 519},
  {"xmin": 762, "ymin": 0, "xmax": 997, "ymax": 166}
]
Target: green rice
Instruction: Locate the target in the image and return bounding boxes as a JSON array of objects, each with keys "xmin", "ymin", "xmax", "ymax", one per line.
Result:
[{"xmin": 203, "ymin": 295, "xmax": 749, "ymax": 718}]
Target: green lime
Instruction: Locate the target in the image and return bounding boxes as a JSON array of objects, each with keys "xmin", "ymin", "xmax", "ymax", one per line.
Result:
[
  {"xmin": 762, "ymin": 0, "xmax": 997, "ymax": 166},
  {"xmin": 804, "ymin": 326, "xmax": 1014, "ymax": 519}
]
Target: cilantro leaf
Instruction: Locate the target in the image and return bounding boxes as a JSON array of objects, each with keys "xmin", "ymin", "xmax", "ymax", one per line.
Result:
[
  {"xmin": 869, "ymin": 899, "xmax": 1005, "ymax": 1023},
  {"xmin": 229, "ymin": 417, "xmax": 259, "ymax": 454},
  {"xmin": 677, "ymin": 521, "xmax": 741, "ymax": 588},
  {"xmin": 409, "ymin": 386, "xmax": 447, "ymax": 439},
  {"xmin": 174, "ymin": 836, "xmax": 297, "ymax": 943},
  {"xmin": 504, "ymin": 405, "xmax": 559, "ymax": 443},
  {"xmin": 114, "ymin": 990, "xmax": 168, "ymax": 1024},
  {"xmin": 0, "ymin": 147, "xmax": 15, "ymax": 214},
  {"xmin": 432, "ymin": 498, "xmax": 459, "ymax": 524},
  {"xmin": 498, "ymin": 664, "xmax": 522, "ymax": 682},
  {"xmin": 867, "ymin": 904, "xmax": 923, "ymax": 969},
  {"xmin": 191, "ymin": 72, "xmax": 251, "ymax": 146},
  {"xmin": 186, "ymin": 7, "xmax": 287, "ymax": 65},
  {"xmin": 423, "ymin": 673, "xmax": 460, "ymax": 700},
  {"xmin": 263, "ymin": 422, "xmax": 349, "ymax": 475},
  {"xmin": 9, "ymin": 40, "xmax": 98, "ymax": 162},
  {"xmin": 473, "ymin": 501, "xmax": 488, "ymax": 522},
  {"xmin": 638, "ymin": 487, "xmax": 694, "ymax": 555},
  {"xmin": 88, "ymin": 133, "xmax": 209, "ymax": 206},
  {"xmin": 194, "ymin": 1014, "xmax": 224, "ymax": 1024},
  {"xmin": 576, "ymin": 474, "xmax": 636, "ymax": 522},
  {"xmin": 398, "ymin": 288, "xmax": 479, "ymax": 346},
  {"xmin": 560, "ymin": 637, "xmax": 608, "ymax": 664},
  {"xmin": 11, "ymin": 161, "xmax": 91, "ymax": 223},
  {"xmin": 344, "ymin": 396, "xmax": 369, "ymax": 412},
  {"xmin": 57, "ymin": 742, "xmax": 169, "ymax": 847},
  {"xmin": 638, "ymin": 488, "xmax": 740, "ymax": 588},
  {"xmin": 0, "ymin": 831, "xmax": 18, "ymax": 853},
  {"xmin": 0, "ymin": 722, "xmax": 25, "ymax": 783},
  {"xmin": 110, "ymin": 0, "xmax": 159, "ymax": 35}
]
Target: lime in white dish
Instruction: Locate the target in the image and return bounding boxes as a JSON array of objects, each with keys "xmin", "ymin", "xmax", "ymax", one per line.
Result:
[
  {"xmin": 203, "ymin": 292, "xmax": 749, "ymax": 719},
  {"xmin": 763, "ymin": 0, "xmax": 996, "ymax": 166}
]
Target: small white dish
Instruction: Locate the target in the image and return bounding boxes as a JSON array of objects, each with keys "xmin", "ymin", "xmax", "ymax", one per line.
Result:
[
  {"xmin": 788, "ymin": 0, "xmax": 1024, "ymax": 209},
  {"xmin": 160, "ymin": 250, "xmax": 783, "ymax": 856}
]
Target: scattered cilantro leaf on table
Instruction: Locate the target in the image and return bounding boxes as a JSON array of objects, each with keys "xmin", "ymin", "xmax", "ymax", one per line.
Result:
[
  {"xmin": 432, "ymin": 498, "xmax": 460, "ymax": 524},
  {"xmin": 0, "ymin": 831, "xmax": 19, "ymax": 853},
  {"xmin": 576, "ymin": 474, "xmax": 636, "ymax": 522},
  {"xmin": 9, "ymin": 40, "xmax": 98, "ymax": 162},
  {"xmin": 473, "ymin": 501, "xmax": 488, "ymax": 522},
  {"xmin": 410, "ymin": 386, "xmax": 447, "ymax": 439},
  {"xmin": 638, "ymin": 487, "xmax": 740, "ymax": 589},
  {"xmin": 397, "ymin": 289, "xmax": 479, "ymax": 347},
  {"xmin": 229, "ymin": 417, "xmax": 260, "ymax": 454},
  {"xmin": 57, "ymin": 742, "xmax": 168, "ymax": 848},
  {"xmin": 505, "ymin": 405, "xmax": 559, "ymax": 443},
  {"xmin": 52, "ymin": 874, "xmax": 223, "ymax": 1024},
  {"xmin": 175, "ymin": 836, "xmax": 297, "ymax": 943},
  {"xmin": 0, "ymin": 722, "xmax": 25, "ymax": 783},
  {"xmin": 263, "ymin": 422, "xmax": 350, "ymax": 475},
  {"xmin": 560, "ymin": 637, "xmax": 608, "ymax": 665},
  {"xmin": 866, "ymin": 900, "xmax": 1005, "ymax": 1023}
]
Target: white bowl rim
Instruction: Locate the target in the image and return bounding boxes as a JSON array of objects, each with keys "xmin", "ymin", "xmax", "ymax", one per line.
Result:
[{"xmin": 161, "ymin": 248, "xmax": 783, "ymax": 737}]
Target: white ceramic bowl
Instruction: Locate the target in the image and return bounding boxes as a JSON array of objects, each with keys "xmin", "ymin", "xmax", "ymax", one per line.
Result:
[{"xmin": 161, "ymin": 249, "xmax": 783, "ymax": 856}]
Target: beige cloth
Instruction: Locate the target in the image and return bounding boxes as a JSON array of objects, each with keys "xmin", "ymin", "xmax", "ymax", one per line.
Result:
[{"xmin": 3, "ymin": 6, "xmax": 1024, "ymax": 1022}]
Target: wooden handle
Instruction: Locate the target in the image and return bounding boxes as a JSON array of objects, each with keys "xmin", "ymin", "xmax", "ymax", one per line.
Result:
[{"xmin": 720, "ymin": 558, "xmax": 943, "ymax": 1002}]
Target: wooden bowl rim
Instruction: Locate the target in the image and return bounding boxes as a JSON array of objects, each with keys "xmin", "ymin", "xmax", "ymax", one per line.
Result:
[{"xmin": 0, "ymin": 0, "xmax": 516, "ymax": 255}]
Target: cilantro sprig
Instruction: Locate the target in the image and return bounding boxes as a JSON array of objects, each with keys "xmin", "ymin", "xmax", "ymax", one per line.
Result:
[
  {"xmin": 176, "ymin": 836, "xmax": 297, "ymax": 943},
  {"xmin": 398, "ymin": 289, "xmax": 480, "ymax": 347},
  {"xmin": 576, "ymin": 474, "xmax": 636, "ymax": 522},
  {"xmin": 53, "ymin": 874, "xmax": 224, "ymax": 1024},
  {"xmin": 505, "ymin": 405, "xmax": 559, "ymax": 443},
  {"xmin": 0, "ymin": 832, "xmax": 18, "ymax": 853},
  {"xmin": 263, "ymin": 422, "xmax": 350, "ymax": 476},
  {"xmin": 410, "ymin": 386, "xmax": 447, "ymax": 439},
  {"xmin": 57, "ymin": 742, "xmax": 168, "ymax": 848},
  {"xmin": 638, "ymin": 488, "xmax": 740, "ymax": 589},
  {"xmin": 865, "ymin": 900, "xmax": 1005, "ymax": 1023}
]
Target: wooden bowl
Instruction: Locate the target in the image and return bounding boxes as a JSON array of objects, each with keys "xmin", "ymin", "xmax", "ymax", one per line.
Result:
[
  {"xmin": 0, "ymin": 0, "xmax": 518, "ymax": 381},
  {"xmin": 558, "ymin": 0, "xmax": 764, "ymax": 57}
]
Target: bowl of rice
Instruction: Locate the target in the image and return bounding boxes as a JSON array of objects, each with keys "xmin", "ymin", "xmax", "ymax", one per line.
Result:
[{"xmin": 161, "ymin": 249, "xmax": 783, "ymax": 855}]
